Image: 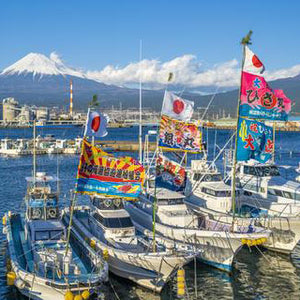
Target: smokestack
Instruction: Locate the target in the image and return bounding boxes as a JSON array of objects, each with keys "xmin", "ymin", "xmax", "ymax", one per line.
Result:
[{"xmin": 70, "ymin": 79, "xmax": 73, "ymax": 116}]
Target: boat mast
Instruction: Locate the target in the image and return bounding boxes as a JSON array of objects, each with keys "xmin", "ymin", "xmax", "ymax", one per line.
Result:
[
  {"xmin": 231, "ymin": 31, "xmax": 252, "ymax": 220},
  {"xmin": 272, "ymin": 121, "xmax": 276, "ymax": 163},
  {"xmin": 138, "ymin": 39, "xmax": 143, "ymax": 163},
  {"xmin": 33, "ymin": 119, "xmax": 36, "ymax": 187}
]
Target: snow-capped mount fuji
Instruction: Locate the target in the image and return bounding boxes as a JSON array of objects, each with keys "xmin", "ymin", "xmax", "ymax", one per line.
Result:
[
  {"xmin": 1, "ymin": 52, "xmax": 86, "ymax": 78},
  {"xmin": 0, "ymin": 52, "xmax": 156, "ymax": 109},
  {"xmin": 0, "ymin": 52, "xmax": 299, "ymax": 113}
]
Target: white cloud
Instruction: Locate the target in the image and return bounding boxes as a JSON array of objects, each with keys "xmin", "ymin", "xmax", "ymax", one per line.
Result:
[
  {"xmin": 86, "ymin": 54, "xmax": 300, "ymax": 89},
  {"xmin": 86, "ymin": 55, "xmax": 241, "ymax": 89},
  {"xmin": 49, "ymin": 51, "xmax": 63, "ymax": 65},
  {"xmin": 265, "ymin": 64, "xmax": 300, "ymax": 81}
]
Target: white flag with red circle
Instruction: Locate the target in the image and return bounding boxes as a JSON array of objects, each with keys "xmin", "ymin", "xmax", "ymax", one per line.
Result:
[
  {"xmin": 243, "ymin": 46, "xmax": 265, "ymax": 75},
  {"xmin": 161, "ymin": 91, "xmax": 194, "ymax": 121},
  {"xmin": 84, "ymin": 110, "xmax": 108, "ymax": 138}
]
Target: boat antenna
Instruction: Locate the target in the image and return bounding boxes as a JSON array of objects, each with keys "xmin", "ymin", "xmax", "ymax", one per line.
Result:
[
  {"xmin": 272, "ymin": 121, "xmax": 276, "ymax": 162},
  {"xmin": 57, "ymin": 154, "xmax": 60, "ymax": 196},
  {"xmin": 33, "ymin": 119, "xmax": 36, "ymax": 187},
  {"xmin": 138, "ymin": 39, "xmax": 143, "ymax": 163},
  {"xmin": 231, "ymin": 30, "xmax": 252, "ymax": 223}
]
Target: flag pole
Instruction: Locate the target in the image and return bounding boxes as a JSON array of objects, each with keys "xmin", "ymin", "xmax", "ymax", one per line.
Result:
[
  {"xmin": 231, "ymin": 31, "xmax": 252, "ymax": 225},
  {"xmin": 152, "ymin": 73, "xmax": 173, "ymax": 252},
  {"xmin": 138, "ymin": 39, "xmax": 143, "ymax": 163},
  {"xmin": 272, "ymin": 121, "xmax": 276, "ymax": 163}
]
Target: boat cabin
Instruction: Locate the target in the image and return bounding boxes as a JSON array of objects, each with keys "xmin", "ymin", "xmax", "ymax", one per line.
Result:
[
  {"xmin": 140, "ymin": 188, "xmax": 198, "ymax": 228},
  {"xmin": 25, "ymin": 172, "xmax": 59, "ymax": 221},
  {"xmin": 91, "ymin": 201, "xmax": 136, "ymax": 242},
  {"xmin": 27, "ymin": 219, "xmax": 65, "ymax": 243}
]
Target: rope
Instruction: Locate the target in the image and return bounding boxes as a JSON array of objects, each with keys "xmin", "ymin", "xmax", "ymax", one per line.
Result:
[{"xmin": 109, "ymin": 280, "xmax": 121, "ymax": 300}]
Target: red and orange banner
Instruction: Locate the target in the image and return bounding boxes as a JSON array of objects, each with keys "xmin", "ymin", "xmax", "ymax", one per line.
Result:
[{"xmin": 76, "ymin": 139, "xmax": 145, "ymax": 198}]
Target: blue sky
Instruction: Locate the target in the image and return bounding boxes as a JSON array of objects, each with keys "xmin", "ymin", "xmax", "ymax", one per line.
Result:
[{"xmin": 0, "ymin": 0, "xmax": 299, "ymax": 89}]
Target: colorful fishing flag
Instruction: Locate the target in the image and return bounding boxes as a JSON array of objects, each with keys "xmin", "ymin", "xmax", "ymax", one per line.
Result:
[
  {"xmin": 158, "ymin": 115, "xmax": 202, "ymax": 152},
  {"xmin": 161, "ymin": 91, "xmax": 194, "ymax": 122},
  {"xmin": 156, "ymin": 154, "xmax": 186, "ymax": 188},
  {"xmin": 84, "ymin": 110, "xmax": 109, "ymax": 138},
  {"xmin": 243, "ymin": 46, "xmax": 265, "ymax": 75},
  {"xmin": 239, "ymin": 46, "xmax": 292, "ymax": 121},
  {"xmin": 237, "ymin": 118, "xmax": 273, "ymax": 163},
  {"xmin": 75, "ymin": 139, "xmax": 145, "ymax": 198},
  {"xmin": 239, "ymin": 71, "xmax": 292, "ymax": 120}
]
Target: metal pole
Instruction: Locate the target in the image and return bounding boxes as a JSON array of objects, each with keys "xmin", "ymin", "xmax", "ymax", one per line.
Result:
[
  {"xmin": 33, "ymin": 119, "xmax": 36, "ymax": 186},
  {"xmin": 231, "ymin": 43, "xmax": 246, "ymax": 221},
  {"xmin": 272, "ymin": 121, "xmax": 276, "ymax": 163},
  {"xmin": 139, "ymin": 40, "xmax": 143, "ymax": 163}
]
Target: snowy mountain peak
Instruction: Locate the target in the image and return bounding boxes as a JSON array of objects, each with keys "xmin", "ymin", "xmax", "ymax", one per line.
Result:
[{"xmin": 1, "ymin": 52, "xmax": 85, "ymax": 78}]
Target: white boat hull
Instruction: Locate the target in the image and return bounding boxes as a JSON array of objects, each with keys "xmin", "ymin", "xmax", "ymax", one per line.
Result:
[
  {"xmin": 124, "ymin": 202, "xmax": 264, "ymax": 272},
  {"xmin": 66, "ymin": 209, "xmax": 195, "ymax": 292}
]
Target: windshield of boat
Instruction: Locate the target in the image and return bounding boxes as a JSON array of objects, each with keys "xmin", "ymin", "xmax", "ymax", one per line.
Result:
[
  {"xmin": 149, "ymin": 195, "xmax": 184, "ymax": 205},
  {"xmin": 35, "ymin": 230, "xmax": 63, "ymax": 241},
  {"xmin": 193, "ymin": 173, "xmax": 222, "ymax": 182},
  {"xmin": 268, "ymin": 189, "xmax": 300, "ymax": 200},
  {"xmin": 202, "ymin": 187, "xmax": 233, "ymax": 197},
  {"xmin": 94, "ymin": 213, "xmax": 133, "ymax": 228},
  {"xmin": 243, "ymin": 165, "xmax": 280, "ymax": 177}
]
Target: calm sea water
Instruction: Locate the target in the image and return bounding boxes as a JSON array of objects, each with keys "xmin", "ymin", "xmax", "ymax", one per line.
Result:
[{"xmin": 0, "ymin": 126, "xmax": 299, "ymax": 300}]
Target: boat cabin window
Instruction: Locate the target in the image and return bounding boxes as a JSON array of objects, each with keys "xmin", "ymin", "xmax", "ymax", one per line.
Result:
[
  {"xmin": 268, "ymin": 189, "xmax": 298, "ymax": 200},
  {"xmin": 35, "ymin": 231, "xmax": 49, "ymax": 241},
  {"xmin": 193, "ymin": 173, "xmax": 222, "ymax": 182},
  {"xmin": 150, "ymin": 195, "xmax": 184, "ymax": 205},
  {"xmin": 35, "ymin": 230, "xmax": 63, "ymax": 241},
  {"xmin": 244, "ymin": 165, "xmax": 280, "ymax": 177},
  {"xmin": 94, "ymin": 213, "xmax": 133, "ymax": 228},
  {"xmin": 202, "ymin": 187, "xmax": 231, "ymax": 197},
  {"xmin": 49, "ymin": 230, "xmax": 64, "ymax": 240},
  {"xmin": 242, "ymin": 183, "xmax": 265, "ymax": 193}
]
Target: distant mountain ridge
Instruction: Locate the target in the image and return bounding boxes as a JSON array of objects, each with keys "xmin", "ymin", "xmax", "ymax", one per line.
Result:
[{"xmin": 0, "ymin": 53, "xmax": 299, "ymax": 115}]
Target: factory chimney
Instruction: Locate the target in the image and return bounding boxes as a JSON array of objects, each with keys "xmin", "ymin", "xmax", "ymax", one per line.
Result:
[{"xmin": 70, "ymin": 79, "xmax": 73, "ymax": 116}]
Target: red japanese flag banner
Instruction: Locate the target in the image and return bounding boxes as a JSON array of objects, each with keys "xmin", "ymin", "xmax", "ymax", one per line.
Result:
[
  {"xmin": 161, "ymin": 91, "xmax": 194, "ymax": 122},
  {"xmin": 84, "ymin": 110, "xmax": 109, "ymax": 138},
  {"xmin": 243, "ymin": 46, "xmax": 265, "ymax": 75}
]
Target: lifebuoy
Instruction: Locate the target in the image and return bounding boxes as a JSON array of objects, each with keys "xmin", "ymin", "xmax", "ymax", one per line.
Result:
[
  {"xmin": 47, "ymin": 208, "xmax": 57, "ymax": 219},
  {"xmin": 104, "ymin": 199, "xmax": 112, "ymax": 207},
  {"xmin": 32, "ymin": 208, "xmax": 42, "ymax": 219}
]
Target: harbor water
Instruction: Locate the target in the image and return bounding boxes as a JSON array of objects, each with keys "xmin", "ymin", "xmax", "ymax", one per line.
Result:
[{"xmin": 0, "ymin": 126, "xmax": 300, "ymax": 299}]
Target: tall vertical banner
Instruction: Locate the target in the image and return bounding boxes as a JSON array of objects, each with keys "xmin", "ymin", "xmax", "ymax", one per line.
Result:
[
  {"xmin": 158, "ymin": 115, "xmax": 202, "ymax": 152},
  {"xmin": 237, "ymin": 118, "xmax": 273, "ymax": 163},
  {"xmin": 76, "ymin": 139, "xmax": 145, "ymax": 198}
]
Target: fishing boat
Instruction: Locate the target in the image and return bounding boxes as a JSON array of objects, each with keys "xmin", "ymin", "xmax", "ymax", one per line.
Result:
[
  {"xmin": 185, "ymin": 33, "xmax": 300, "ymax": 255},
  {"xmin": 62, "ymin": 196, "xmax": 196, "ymax": 293},
  {"xmin": 185, "ymin": 158, "xmax": 300, "ymax": 254},
  {"xmin": 236, "ymin": 161, "xmax": 300, "ymax": 217},
  {"xmin": 3, "ymin": 172, "xmax": 108, "ymax": 300},
  {"xmin": 125, "ymin": 185, "xmax": 270, "ymax": 272},
  {"xmin": 3, "ymin": 122, "xmax": 108, "ymax": 300}
]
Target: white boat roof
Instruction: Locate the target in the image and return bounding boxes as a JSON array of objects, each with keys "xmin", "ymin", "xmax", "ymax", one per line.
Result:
[
  {"xmin": 201, "ymin": 181, "xmax": 231, "ymax": 191},
  {"xmin": 97, "ymin": 209, "xmax": 130, "ymax": 218},
  {"xmin": 29, "ymin": 219, "xmax": 63, "ymax": 231},
  {"xmin": 268, "ymin": 176, "xmax": 300, "ymax": 193},
  {"xmin": 147, "ymin": 187, "xmax": 184, "ymax": 199}
]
